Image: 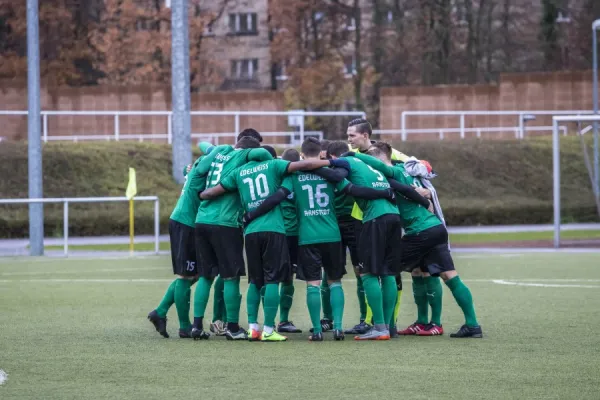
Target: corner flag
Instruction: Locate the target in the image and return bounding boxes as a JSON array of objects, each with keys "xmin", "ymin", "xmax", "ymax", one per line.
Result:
[{"xmin": 126, "ymin": 168, "xmax": 137, "ymax": 200}]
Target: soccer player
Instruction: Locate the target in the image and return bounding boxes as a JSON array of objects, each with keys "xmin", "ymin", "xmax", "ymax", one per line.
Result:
[
  {"xmin": 350, "ymin": 142, "xmax": 483, "ymax": 338},
  {"xmin": 188, "ymin": 135, "xmax": 273, "ymax": 341},
  {"xmin": 319, "ymin": 139, "xmax": 331, "ymax": 160},
  {"xmin": 345, "ymin": 118, "xmax": 428, "ymax": 335},
  {"xmin": 276, "ymin": 148, "xmax": 303, "ymax": 334},
  {"xmin": 147, "ymin": 142, "xmax": 214, "ymax": 339},
  {"xmin": 326, "ymin": 140, "xmax": 402, "ymax": 340},
  {"xmin": 200, "ymin": 152, "xmax": 342, "ymax": 341}
]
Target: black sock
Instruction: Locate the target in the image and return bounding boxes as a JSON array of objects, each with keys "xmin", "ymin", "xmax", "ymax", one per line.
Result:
[
  {"xmin": 227, "ymin": 322, "xmax": 240, "ymax": 332},
  {"xmin": 193, "ymin": 317, "xmax": 203, "ymax": 330}
]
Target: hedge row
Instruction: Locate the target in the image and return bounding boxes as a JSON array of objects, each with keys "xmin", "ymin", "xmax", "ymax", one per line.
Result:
[{"xmin": 0, "ymin": 139, "xmax": 597, "ymax": 238}]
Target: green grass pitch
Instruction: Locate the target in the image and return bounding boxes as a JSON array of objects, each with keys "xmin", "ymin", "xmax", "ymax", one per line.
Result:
[{"xmin": 1, "ymin": 252, "xmax": 600, "ymax": 399}]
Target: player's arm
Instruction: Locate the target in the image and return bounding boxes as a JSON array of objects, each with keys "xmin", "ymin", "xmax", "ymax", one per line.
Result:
[
  {"xmin": 243, "ymin": 187, "xmax": 291, "ymax": 226},
  {"xmin": 247, "ymin": 148, "xmax": 273, "ymax": 162},
  {"xmin": 338, "ymin": 179, "xmax": 395, "ymax": 203},
  {"xmin": 310, "ymin": 166, "xmax": 349, "ymax": 183},
  {"xmin": 286, "ymin": 158, "xmax": 351, "ymax": 174},
  {"xmin": 200, "ymin": 167, "xmax": 239, "ymax": 200},
  {"xmin": 388, "ymin": 178, "xmax": 431, "ymax": 209},
  {"xmin": 349, "ymin": 152, "xmax": 394, "ymax": 178}
]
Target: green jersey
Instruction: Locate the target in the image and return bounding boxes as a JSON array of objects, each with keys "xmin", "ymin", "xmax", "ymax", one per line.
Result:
[
  {"xmin": 193, "ymin": 145, "xmax": 272, "ymax": 227},
  {"xmin": 334, "ymin": 192, "xmax": 355, "ymax": 218},
  {"xmin": 170, "ymin": 155, "xmax": 206, "ymax": 227},
  {"xmin": 282, "ymin": 172, "xmax": 349, "ymax": 245},
  {"xmin": 280, "ymin": 176, "xmax": 299, "ymax": 236},
  {"xmin": 353, "ymin": 153, "xmax": 441, "ymax": 235},
  {"xmin": 220, "ymin": 159, "xmax": 291, "ymax": 235},
  {"xmin": 342, "ymin": 156, "xmax": 399, "ymax": 222}
]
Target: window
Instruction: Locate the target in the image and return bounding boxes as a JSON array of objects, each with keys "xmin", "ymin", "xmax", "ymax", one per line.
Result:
[
  {"xmin": 228, "ymin": 13, "xmax": 258, "ymax": 35},
  {"xmin": 204, "ymin": 22, "xmax": 214, "ymax": 36},
  {"xmin": 344, "ymin": 55, "xmax": 356, "ymax": 77},
  {"xmin": 346, "ymin": 15, "xmax": 357, "ymax": 31},
  {"xmin": 386, "ymin": 10, "xmax": 394, "ymax": 24},
  {"xmin": 230, "ymin": 59, "xmax": 259, "ymax": 79},
  {"xmin": 275, "ymin": 61, "xmax": 289, "ymax": 81}
]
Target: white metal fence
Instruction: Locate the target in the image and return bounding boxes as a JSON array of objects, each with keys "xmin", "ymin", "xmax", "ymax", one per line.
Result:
[
  {"xmin": 0, "ymin": 110, "xmax": 363, "ymax": 144},
  {"xmin": 398, "ymin": 110, "xmax": 595, "ymax": 141},
  {"xmin": 0, "ymin": 196, "xmax": 160, "ymax": 256}
]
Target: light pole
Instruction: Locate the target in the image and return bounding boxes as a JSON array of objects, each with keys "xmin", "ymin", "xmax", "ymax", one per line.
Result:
[
  {"xmin": 27, "ymin": 0, "xmax": 43, "ymax": 255},
  {"xmin": 593, "ymin": 19, "xmax": 600, "ymax": 197}
]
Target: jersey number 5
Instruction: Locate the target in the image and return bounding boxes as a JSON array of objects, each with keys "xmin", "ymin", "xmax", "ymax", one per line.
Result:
[
  {"xmin": 243, "ymin": 174, "xmax": 270, "ymax": 201},
  {"xmin": 301, "ymin": 184, "xmax": 329, "ymax": 208},
  {"xmin": 367, "ymin": 165, "xmax": 385, "ymax": 181}
]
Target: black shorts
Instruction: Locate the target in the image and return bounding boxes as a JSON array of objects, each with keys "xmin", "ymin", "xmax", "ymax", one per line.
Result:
[
  {"xmin": 357, "ymin": 214, "xmax": 403, "ymax": 276},
  {"xmin": 338, "ymin": 216, "xmax": 361, "ymax": 267},
  {"xmin": 297, "ymin": 241, "xmax": 347, "ymax": 282},
  {"xmin": 169, "ymin": 219, "xmax": 198, "ymax": 277},
  {"xmin": 194, "ymin": 223, "xmax": 245, "ymax": 279},
  {"xmin": 287, "ymin": 235, "xmax": 299, "ymax": 273},
  {"xmin": 400, "ymin": 224, "xmax": 454, "ymax": 276},
  {"xmin": 245, "ymin": 232, "xmax": 291, "ymax": 289}
]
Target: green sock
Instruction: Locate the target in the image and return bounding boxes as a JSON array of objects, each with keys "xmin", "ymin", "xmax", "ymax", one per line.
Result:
[
  {"xmin": 223, "ymin": 278, "xmax": 241, "ymax": 324},
  {"xmin": 381, "ymin": 276, "xmax": 397, "ymax": 328},
  {"xmin": 321, "ymin": 278, "xmax": 333, "ymax": 321},
  {"xmin": 246, "ymin": 283, "xmax": 261, "ymax": 324},
  {"xmin": 259, "ymin": 285, "xmax": 266, "ymax": 305},
  {"xmin": 262, "ymin": 283, "xmax": 280, "ymax": 328},
  {"xmin": 361, "ymin": 274, "xmax": 385, "ymax": 326},
  {"xmin": 212, "ymin": 276, "xmax": 225, "ymax": 322},
  {"xmin": 156, "ymin": 280, "xmax": 176, "ymax": 318},
  {"xmin": 356, "ymin": 275, "xmax": 367, "ymax": 320},
  {"xmin": 279, "ymin": 281, "xmax": 295, "ymax": 323},
  {"xmin": 307, "ymin": 285, "xmax": 322, "ymax": 333},
  {"xmin": 424, "ymin": 276, "xmax": 443, "ymax": 326},
  {"xmin": 329, "ymin": 282, "xmax": 345, "ymax": 330},
  {"xmin": 193, "ymin": 277, "xmax": 213, "ymax": 319},
  {"xmin": 412, "ymin": 276, "xmax": 429, "ymax": 324},
  {"xmin": 445, "ymin": 276, "xmax": 479, "ymax": 327},
  {"xmin": 174, "ymin": 279, "xmax": 192, "ymax": 330}
]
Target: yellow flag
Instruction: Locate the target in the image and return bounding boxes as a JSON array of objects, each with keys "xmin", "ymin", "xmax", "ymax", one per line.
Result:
[{"xmin": 126, "ymin": 168, "xmax": 137, "ymax": 200}]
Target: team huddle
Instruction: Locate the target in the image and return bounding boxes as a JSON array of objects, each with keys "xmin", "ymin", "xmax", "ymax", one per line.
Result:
[{"xmin": 147, "ymin": 118, "xmax": 483, "ymax": 342}]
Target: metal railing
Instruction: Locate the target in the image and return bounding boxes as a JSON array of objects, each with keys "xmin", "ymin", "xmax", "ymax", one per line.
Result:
[
  {"xmin": 0, "ymin": 196, "xmax": 160, "ymax": 256},
  {"xmin": 374, "ymin": 125, "xmax": 568, "ymax": 140},
  {"xmin": 399, "ymin": 110, "xmax": 595, "ymax": 141},
  {"xmin": 0, "ymin": 110, "xmax": 363, "ymax": 144},
  {"xmin": 41, "ymin": 130, "xmax": 324, "ymax": 145}
]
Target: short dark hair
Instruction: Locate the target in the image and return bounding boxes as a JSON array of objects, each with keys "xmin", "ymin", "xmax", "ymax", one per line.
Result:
[
  {"xmin": 348, "ymin": 118, "xmax": 372, "ymax": 137},
  {"xmin": 367, "ymin": 141, "xmax": 392, "ymax": 160},
  {"xmin": 301, "ymin": 137, "xmax": 321, "ymax": 157},
  {"xmin": 281, "ymin": 148, "xmax": 300, "ymax": 162},
  {"xmin": 237, "ymin": 128, "xmax": 263, "ymax": 143},
  {"xmin": 262, "ymin": 145, "xmax": 277, "ymax": 158},
  {"xmin": 235, "ymin": 136, "xmax": 261, "ymax": 149},
  {"xmin": 327, "ymin": 140, "xmax": 350, "ymax": 158},
  {"xmin": 320, "ymin": 139, "xmax": 331, "ymax": 151}
]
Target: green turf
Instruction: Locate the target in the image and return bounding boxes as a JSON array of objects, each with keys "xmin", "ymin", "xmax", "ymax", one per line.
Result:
[
  {"xmin": 1, "ymin": 252, "xmax": 600, "ymax": 399},
  {"xmin": 40, "ymin": 229, "xmax": 600, "ymax": 251}
]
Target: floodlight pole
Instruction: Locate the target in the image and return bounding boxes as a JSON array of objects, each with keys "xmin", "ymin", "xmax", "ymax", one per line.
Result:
[
  {"xmin": 170, "ymin": 0, "xmax": 192, "ymax": 184},
  {"xmin": 593, "ymin": 19, "xmax": 600, "ymax": 197},
  {"xmin": 27, "ymin": 0, "xmax": 44, "ymax": 256}
]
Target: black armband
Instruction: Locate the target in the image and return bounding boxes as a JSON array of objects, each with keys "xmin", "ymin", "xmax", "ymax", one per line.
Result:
[{"xmin": 387, "ymin": 178, "xmax": 430, "ymax": 208}]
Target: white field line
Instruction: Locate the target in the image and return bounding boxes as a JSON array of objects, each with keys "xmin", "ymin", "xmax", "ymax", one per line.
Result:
[
  {"xmin": 492, "ymin": 279, "xmax": 600, "ymax": 288},
  {"xmin": 0, "ymin": 267, "xmax": 165, "ymax": 276}
]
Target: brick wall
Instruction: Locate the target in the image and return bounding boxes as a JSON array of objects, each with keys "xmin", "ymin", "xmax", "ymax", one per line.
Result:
[
  {"xmin": 0, "ymin": 82, "xmax": 287, "ymax": 143},
  {"xmin": 379, "ymin": 70, "xmax": 598, "ymax": 140}
]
